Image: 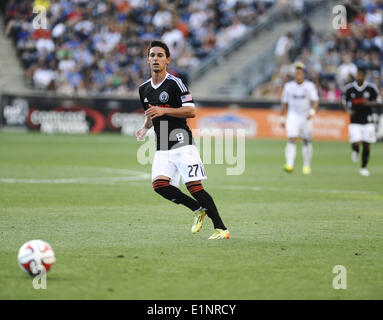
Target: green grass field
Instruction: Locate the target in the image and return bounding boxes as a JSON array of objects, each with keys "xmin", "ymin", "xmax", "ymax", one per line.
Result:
[{"xmin": 0, "ymin": 132, "xmax": 382, "ymax": 299}]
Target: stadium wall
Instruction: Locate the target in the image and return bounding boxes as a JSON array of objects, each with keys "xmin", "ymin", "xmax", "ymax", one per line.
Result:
[{"xmin": 1, "ymin": 93, "xmax": 382, "ymax": 141}]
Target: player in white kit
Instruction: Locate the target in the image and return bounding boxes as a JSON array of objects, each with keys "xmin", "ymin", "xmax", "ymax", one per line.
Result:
[{"xmin": 280, "ymin": 62, "xmax": 319, "ymax": 174}]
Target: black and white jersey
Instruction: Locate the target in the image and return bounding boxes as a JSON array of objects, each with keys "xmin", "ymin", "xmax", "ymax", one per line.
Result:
[
  {"xmin": 139, "ymin": 73, "xmax": 195, "ymax": 151},
  {"xmin": 343, "ymin": 81, "xmax": 379, "ymax": 124}
]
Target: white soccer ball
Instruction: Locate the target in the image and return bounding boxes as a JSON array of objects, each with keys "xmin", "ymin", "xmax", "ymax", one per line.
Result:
[{"xmin": 17, "ymin": 240, "xmax": 55, "ymax": 276}]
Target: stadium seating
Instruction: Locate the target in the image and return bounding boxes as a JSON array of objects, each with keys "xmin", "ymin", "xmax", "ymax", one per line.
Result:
[
  {"xmin": 252, "ymin": 0, "xmax": 383, "ymax": 102},
  {"xmin": 2, "ymin": 0, "xmax": 275, "ymax": 95}
]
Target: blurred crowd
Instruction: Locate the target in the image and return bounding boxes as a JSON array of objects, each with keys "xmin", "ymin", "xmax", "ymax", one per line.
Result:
[
  {"xmin": 253, "ymin": 0, "xmax": 383, "ymax": 102},
  {"xmin": 3, "ymin": 0, "xmax": 274, "ymax": 96}
]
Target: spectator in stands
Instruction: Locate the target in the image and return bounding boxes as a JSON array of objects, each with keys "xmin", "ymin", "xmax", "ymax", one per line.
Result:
[
  {"xmin": 33, "ymin": 60, "xmax": 55, "ymax": 90},
  {"xmin": 216, "ymin": 16, "xmax": 247, "ymax": 48},
  {"xmin": 58, "ymin": 48, "xmax": 76, "ymax": 75},
  {"xmin": 292, "ymin": 0, "xmax": 304, "ymax": 16},
  {"xmin": 365, "ymin": 6, "xmax": 382, "ymax": 27},
  {"xmin": 275, "ymin": 32, "xmax": 294, "ymax": 64},
  {"xmin": 162, "ymin": 25, "xmax": 185, "ymax": 60},
  {"xmin": 300, "ymin": 19, "xmax": 313, "ymax": 49},
  {"xmin": 336, "ymin": 53, "xmax": 358, "ymax": 88},
  {"xmin": 152, "ymin": 3, "xmax": 173, "ymax": 30},
  {"xmin": 321, "ymin": 81, "xmax": 342, "ymax": 102}
]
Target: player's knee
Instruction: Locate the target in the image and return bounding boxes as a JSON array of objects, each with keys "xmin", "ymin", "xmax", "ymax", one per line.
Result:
[
  {"xmin": 152, "ymin": 179, "xmax": 182, "ymax": 204},
  {"xmin": 362, "ymin": 142, "xmax": 370, "ymax": 151},
  {"xmin": 152, "ymin": 179, "xmax": 170, "ymax": 194},
  {"xmin": 302, "ymin": 139, "xmax": 311, "ymax": 146},
  {"xmin": 186, "ymin": 182, "xmax": 204, "ymax": 195}
]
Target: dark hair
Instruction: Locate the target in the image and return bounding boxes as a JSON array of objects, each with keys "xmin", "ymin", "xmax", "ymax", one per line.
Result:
[
  {"xmin": 147, "ymin": 40, "xmax": 170, "ymax": 58},
  {"xmin": 357, "ymin": 66, "xmax": 367, "ymax": 74}
]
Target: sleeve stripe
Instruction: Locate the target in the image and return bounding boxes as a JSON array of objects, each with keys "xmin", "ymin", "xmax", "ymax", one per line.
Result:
[
  {"xmin": 182, "ymin": 102, "xmax": 195, "ymax": 107},
  {"xmin": 369, "ymin": 83, "xmax": 379, "ymax": 95},
  {"xmin": 168, "ymin": 75, "xmax": 188, "ymax": 92},
  {"xmin": 345, "ymin": 82, "xmax": 355, "ymax": 90},
  {"xmin": 172, "ymin": 76, "xmax": 187, "ymax": 92},
  {"xmin": 139, "ymin": 78, "xmax": 151, "ymax": 87}
]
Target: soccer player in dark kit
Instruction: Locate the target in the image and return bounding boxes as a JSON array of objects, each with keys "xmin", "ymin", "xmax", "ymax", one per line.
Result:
[
  {"xmin": 343, "ymin": 67, "xmax": 381, "ymax": 176},
  {"xmin": 136, "ymin": 40, "xmax": 230, "ymax": 239}
]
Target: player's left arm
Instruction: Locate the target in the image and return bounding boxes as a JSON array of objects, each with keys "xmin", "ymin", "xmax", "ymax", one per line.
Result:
[
  {"xmin": 364, "ymin": 84, "xmax": 382, "ymax": 107},
  {"xmin": 364, "ymin": 101, "xmax": 382, "ymax": 107},
  {"xmin": 307, "ymin": 83, "xmax": 319, "ymax": 120},
  {"xmin": 145, "ymin": 104, "xmax": 195, "ymax": 119}
]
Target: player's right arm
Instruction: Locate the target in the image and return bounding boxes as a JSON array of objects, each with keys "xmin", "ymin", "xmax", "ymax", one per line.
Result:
[
  {"xmin": 280, "ymin": 103, "xmax": 288, "ymax": 128},
  {"xmin": 136, "ymin": 85, "xmax": 153, "ymax": 141},
  {"xmin": 280, "ymin": 83, "xmax": 288, "ymax": 128},
  {"xmin": 136, "ymin": 115, "xmax": 153, "ymax": 141},
  {"xmin": 342, "ymin": 87, "xmax": 352, "ymax": 115}
]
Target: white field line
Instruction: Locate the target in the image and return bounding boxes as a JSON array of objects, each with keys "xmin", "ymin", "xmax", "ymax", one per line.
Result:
[
  {"xmin": 99, "ymin": 168, "xmax": 151, "ymax": 176},
  {"xmin": 220, "ymin": 185, "xmax": 381, "ymax": 196},
  {"xmin": 1, "ymin": 167, "xmax": 380, "ymax": 195},
  {"xmin": 0, "ymin": 167, "xmax": 150, "ymax": 185}
]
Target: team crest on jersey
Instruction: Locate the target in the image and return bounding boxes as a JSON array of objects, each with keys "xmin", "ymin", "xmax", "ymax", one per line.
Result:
[
  {"xmin": 159, "ymin": 91, "xmax": 169, "ymax": 103},
  {"xmin": 351, "ymin": 93, "xmax": 355, "ymax": 98},
  {"xmin": 363, "ymin": 91, "xmax": 370, "ymax": 98}
]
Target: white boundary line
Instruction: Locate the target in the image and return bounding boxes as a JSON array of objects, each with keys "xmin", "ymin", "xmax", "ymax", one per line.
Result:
[
  {"xmin": 220, "ymin": 185, "xmax": 381, "ymax": 195},
  {"xmin": 0, "ymin": 167, "xmax": 150, "ymax": 185},
  {"xmin": 1, "ymin": 166, "xmax": 381, "ymax": 195}
]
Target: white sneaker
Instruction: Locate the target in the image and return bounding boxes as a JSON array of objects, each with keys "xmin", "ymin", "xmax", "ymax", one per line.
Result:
[
  {"xmin": 352, "ymin": 151, "xmax": 359, "ymax": 163},
  {"xmin": 359, "ymin": 168, "xmax": 370, "ymax": 176}
]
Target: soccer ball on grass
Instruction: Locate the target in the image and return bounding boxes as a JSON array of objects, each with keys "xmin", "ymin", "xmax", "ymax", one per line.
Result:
[{"xmin": 17, "ymin": 240, "xmax": 55, "ymax": 276}]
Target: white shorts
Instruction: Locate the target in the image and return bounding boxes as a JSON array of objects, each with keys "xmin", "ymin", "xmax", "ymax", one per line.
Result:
[
  {"xmin": 286, "ymin": 114, "xmax": 313, "ymax": 140},
  {"xmin": 152, "ymin": 145, "xmax": 207, "ymax": 188},
  {"xmin": 349, "ymin": 123, "xmax": 376, "ymax": 143}
]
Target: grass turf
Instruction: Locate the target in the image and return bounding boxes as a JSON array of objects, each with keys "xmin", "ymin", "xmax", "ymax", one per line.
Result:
[{"xmin": 0, "ymin": 132, "xmax": 382, "ymax": 299}]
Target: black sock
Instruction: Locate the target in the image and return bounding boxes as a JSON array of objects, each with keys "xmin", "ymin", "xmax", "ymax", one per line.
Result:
[
  {"xmin": 352, "ymin": 143, "xmax": 360, "ymax": 153},
  {"xmin": 361, "ymin": 142, "xmax": 370, "ymax": 168},
  {"xmin": 187, "ymin": 183, "xmax": 226, "ymax": 230},
  {"xmin": 153, "ymin": 179, "xmax": 201, "ymax": 211}
]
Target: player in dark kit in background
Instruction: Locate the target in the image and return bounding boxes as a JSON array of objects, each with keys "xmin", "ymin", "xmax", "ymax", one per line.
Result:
[
  {"xmin": 136, "ymin": 40, "xmax": 230, "ymax": 239},
  {"xmin": 342, "ymin": 67, "xmax": 381, "ymax": 176}
]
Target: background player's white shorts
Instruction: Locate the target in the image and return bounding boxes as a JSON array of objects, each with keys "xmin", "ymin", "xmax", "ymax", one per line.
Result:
[
  {"xmin": 152, "ymin": 145, "xmax": 207, "ymax": 188},
  {"xmin": 286, "ymin": 114, "xmax": 313, "ymax": 140},
  {"xmin": 349, "ymin": 123, "xmax": 376, "ymax": 143}
]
